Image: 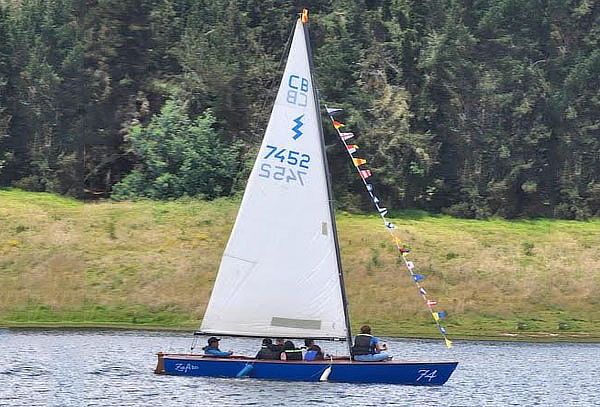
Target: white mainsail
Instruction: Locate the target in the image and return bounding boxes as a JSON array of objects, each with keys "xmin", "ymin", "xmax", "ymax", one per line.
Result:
[{"xmin": 200, "ymin": 18, "xmax": 348, "ymax": 339}]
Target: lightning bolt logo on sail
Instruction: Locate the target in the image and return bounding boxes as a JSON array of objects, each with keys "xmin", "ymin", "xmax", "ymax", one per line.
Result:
[{"xmin": 292, "ymin": 115, "xmax": 304, "ymax": 139}]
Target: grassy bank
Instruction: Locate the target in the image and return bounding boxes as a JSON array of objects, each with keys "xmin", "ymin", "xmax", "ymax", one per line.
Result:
[{"xmin": 1, "ymin": 189, "xmax": 599, "ymax": 341}]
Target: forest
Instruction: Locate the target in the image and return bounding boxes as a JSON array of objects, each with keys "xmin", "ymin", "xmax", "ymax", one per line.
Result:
[{"xmin": 0, "ymin": 0, "xmax": 599, "ymax": 219}]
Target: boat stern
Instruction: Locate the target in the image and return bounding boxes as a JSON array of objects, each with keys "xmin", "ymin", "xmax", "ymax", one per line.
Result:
[{"xmin": 155, "ymin": 352, "xmax": 165, "ymax": 374}]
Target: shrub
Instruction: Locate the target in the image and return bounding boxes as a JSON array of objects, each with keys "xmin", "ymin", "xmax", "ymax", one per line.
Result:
[{"xmin": 112, "ymin": 100, "xmax": 240, "ymax": 200}]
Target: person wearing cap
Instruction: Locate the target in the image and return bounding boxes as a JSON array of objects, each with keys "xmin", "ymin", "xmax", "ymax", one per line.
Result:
[
  {"xmin": 255, "ymin": 338, "xmax": 280, "ymax": 360},
  {"xmin": 202, "ymin": 337, "xmax": 233, "ymax": 357}
]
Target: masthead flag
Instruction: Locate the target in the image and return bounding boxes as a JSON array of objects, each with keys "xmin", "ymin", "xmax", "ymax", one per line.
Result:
[{"xmin": 326, "ymin": 107, "xmax": 344, "ymax": 116}]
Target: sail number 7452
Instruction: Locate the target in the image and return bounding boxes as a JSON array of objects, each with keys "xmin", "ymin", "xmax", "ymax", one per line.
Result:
[{"xmin": 263, "ymin": 145, "xmax": 310, "ymax": 168}]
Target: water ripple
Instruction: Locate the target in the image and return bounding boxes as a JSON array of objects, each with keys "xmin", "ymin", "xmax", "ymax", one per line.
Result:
[
  {"xmin": 88, "ymin": 365, "xmax": 138, "ymax": 377},
  {"xmin": 0, "ymin": 329, "xmax": 599, "ymax": 406}
]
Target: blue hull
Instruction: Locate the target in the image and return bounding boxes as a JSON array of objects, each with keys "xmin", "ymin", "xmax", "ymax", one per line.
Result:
[{"xmin": 156, "ymin": 354, "xmax": 457, "ymax": 385}]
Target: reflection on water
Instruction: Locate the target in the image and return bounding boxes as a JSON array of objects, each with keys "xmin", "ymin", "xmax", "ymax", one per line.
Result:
[{"xmin": 0, "ymin": 329, "xmax": 599, "ymax": 406}]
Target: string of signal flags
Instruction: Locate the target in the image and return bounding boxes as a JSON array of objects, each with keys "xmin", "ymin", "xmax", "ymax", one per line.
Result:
[{"xmin": 326, "ymin": 107, "xmax": 453, "ymax": 349}]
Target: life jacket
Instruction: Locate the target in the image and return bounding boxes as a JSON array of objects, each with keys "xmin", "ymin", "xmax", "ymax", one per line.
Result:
[
  {"xmin": 351, "ymin": 334, "xmax": 373, "ymax": 356},
  {"xmin": 305, "ymin": 349, "xmax": 325, "ymax": 361},
  {"xmin": 271, "ymin": 344, "xmax": 285, "ymax": 352},
  {"xmin": 283, "ymin": 349, "xmax": 303, "ymax": 360},
  {"xmin": 256, "ymin": 346, "xmax": 279, "ymax": 360}
]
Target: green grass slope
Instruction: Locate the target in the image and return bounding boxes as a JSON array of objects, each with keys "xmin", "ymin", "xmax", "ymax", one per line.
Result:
[{"xmin": 1, "ymin": 189, "xmax": 599, "ymax": 341}]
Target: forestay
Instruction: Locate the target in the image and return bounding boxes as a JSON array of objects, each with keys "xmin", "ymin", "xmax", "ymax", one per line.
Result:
[{"xmin": 200, "ymin": 19, "xmax": 348, "ymax": 339}]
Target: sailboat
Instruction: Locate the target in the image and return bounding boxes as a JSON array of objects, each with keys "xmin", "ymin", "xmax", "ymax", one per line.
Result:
[{"xmin": 155, "ymin": 10, "xmax": 457, "ymax": 385}]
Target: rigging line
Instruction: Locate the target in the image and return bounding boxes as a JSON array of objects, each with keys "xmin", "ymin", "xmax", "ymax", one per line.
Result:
[
  {"xmin": 190, "ymin": 334, "xmax": 199, "ymax": 352},
  {"xmin": 250, "ymin": 19, "xmax": 296, "ymax": 142}
]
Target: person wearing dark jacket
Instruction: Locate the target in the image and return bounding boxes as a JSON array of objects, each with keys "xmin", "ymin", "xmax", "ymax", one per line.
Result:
[
  {"xmin": 255, "ymin": 338, "xmax": 280, "ymax": 360},
  {"xmin": 202, "ymin": 337, "xmax": 233, "ymax": 357},
  {"xmin": 281, "ymin": 340, "xmax": 303, "ymax": 360},
  {"xmin": 272, "ymin": 338, "xmax": 285, "ymax": 353},
  {"xmin": 350, "ymin": 325, "xmax": 391, "ymax": 362}
]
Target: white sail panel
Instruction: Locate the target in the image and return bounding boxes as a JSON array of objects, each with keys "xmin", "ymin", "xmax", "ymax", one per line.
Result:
[{"xmin": 200, "ymin": 20, "xmax": 348, "ymax": 339}]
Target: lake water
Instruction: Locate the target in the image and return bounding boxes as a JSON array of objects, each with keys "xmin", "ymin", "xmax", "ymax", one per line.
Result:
[{"xmin": 0, "ymin": 329, "xmax": 598, "ymax": 406}]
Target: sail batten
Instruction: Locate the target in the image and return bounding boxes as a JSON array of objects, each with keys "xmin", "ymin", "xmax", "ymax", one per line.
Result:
[{"xmin": 200, "ymin": 19, "xmax": 348, "ymax": 340}]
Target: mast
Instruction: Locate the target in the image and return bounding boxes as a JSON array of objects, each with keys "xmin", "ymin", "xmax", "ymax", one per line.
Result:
[{"xmin": 301, "ymin": 10, "xmax": 353, "ymax": 354}]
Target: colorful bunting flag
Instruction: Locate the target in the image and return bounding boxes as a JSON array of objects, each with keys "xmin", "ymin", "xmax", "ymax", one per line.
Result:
[
  {"xmin": 337, "ymin": 111, "xmax": 453, "ymax": 349},
  {"xmin": 326, "ymin": 107, "xmax": 344, "ymax": 116},
  {"xmin": 352, "ymin": 158, "xmax": 367, "ymax": 167},
  {"xmin": 359, "ymin": 170, "xmax": 372, "ymax": 179}
]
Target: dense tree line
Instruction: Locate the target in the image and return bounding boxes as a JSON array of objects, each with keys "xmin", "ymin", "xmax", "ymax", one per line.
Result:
[{"xmin": 0, "ymin": 0, "xmax": 598, "ymax": 218}]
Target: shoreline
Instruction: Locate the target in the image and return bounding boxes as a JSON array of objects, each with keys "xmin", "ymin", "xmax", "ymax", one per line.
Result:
[
  {"xmin": 2, "ymin": 191, "xmax": 599, "ymax": 345},
  {"xmin": 2, "ymin": 322, "xmax": 599, "ymax": 343}
]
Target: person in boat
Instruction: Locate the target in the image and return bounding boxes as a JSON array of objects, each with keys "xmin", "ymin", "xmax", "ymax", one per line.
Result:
[
  {"xmin": 272, "ymin": 338, "xmax": 285, "ymax": 353},
  {"xmin": 302, "ymin": 338, "xmax": 314, "ymax": 357},
  {"xmin": 280, "ymin": 340, "xmax": 303, "ymax": 360},
  {"xmin": 255, "ymin": 338, "xmax": 281, "ymax": 360},
  {"xmin": 202, "ymin": 337, "xmax": 233, "ymax": 357},
  {"xmin": 351, "ymin": 325, "xmax": 391, "ymax": 362},
  {"xmin": 303, "ymin": 339, "xmax": 324, "ymax": 361},
  {"xmin": 305, "ymin": 344, "xmax": 324, "ymax": 361}
]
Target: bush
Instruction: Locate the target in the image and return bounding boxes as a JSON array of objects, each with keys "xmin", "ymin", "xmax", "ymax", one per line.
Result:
[
  {"xmin": 12, "ymin": 175, "xmax": 46, "ymax": 192},
  {"xmin": 112, "ymin": 100, "xmax": 240, "ymax": 200},
  {"xmin": 442, "ymin": 202, "xmax": 475, "ymax": 218}
]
